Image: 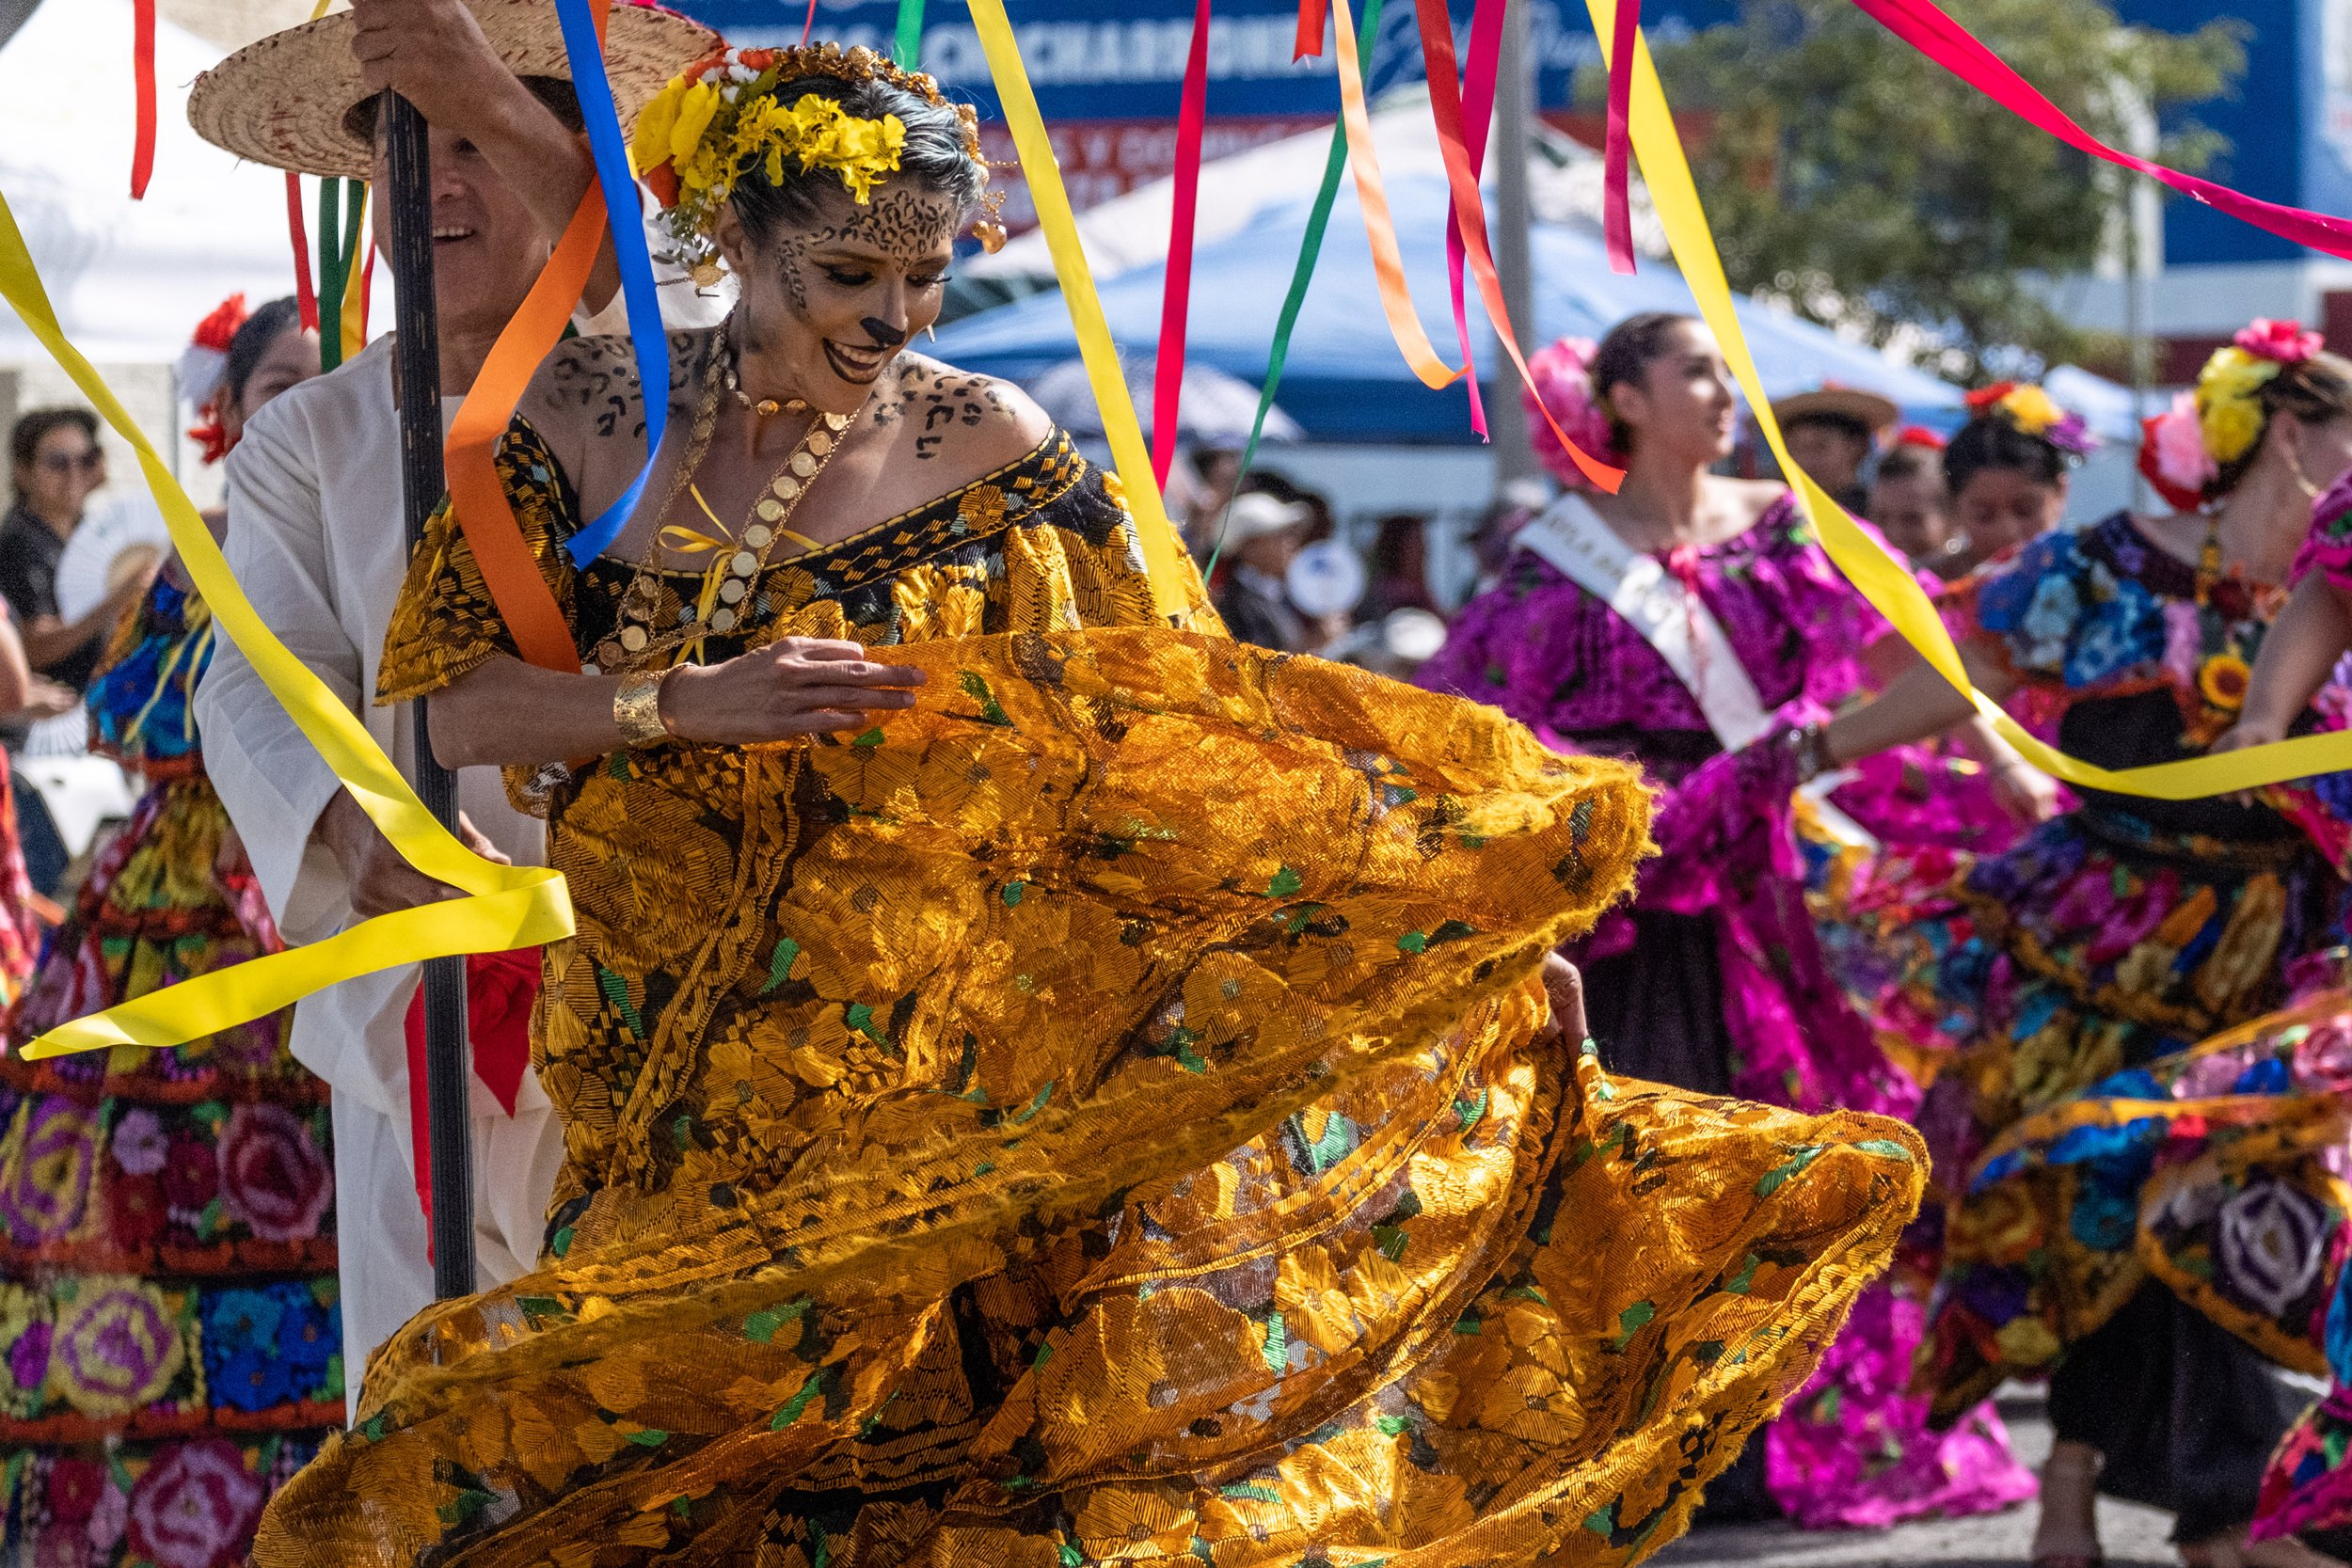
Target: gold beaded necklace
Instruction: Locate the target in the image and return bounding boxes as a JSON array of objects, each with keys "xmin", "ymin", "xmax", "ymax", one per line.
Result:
[{"xmin": 592, "ymin": 334, "xmax": 858, "ymax": 673}]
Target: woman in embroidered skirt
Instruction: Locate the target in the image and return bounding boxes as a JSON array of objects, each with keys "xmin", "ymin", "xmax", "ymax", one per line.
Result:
[
  {"xmin": 1807, "ymin": 383, "xmax": 2094, "ymax": 1028},
  {"xmin": 2184, "ymin": 400, "xmax": 2352, "ymax": 1550},
  {"xmin": 228, "ymin": 35, "xmax": 1936, "ymax": 1568},
  {"xmin": 0, "ymin": 297, "xmax": 334, "ymax": 1568},
  {"xmin": 1417, "ymin": 316, "xmax": 2041, "ymax": 1529},
  {"xmin": 1836, "ymin": 319, "xmax": 2352, "ymax": 1568}
]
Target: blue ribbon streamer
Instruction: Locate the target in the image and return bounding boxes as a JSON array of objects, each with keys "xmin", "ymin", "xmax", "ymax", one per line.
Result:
[{"xmin": 553, "ymin": 0, "xmax": 673, "ymax": 565}]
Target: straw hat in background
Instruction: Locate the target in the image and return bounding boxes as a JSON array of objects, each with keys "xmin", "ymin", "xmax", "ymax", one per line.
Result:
[
  {"xmin": 1770, "ymin": 385, "xmax": 1901, "ymax": 438},
  {"xmin": 186, "ymin": 0, "xmax": 717, "ymax": 178}
]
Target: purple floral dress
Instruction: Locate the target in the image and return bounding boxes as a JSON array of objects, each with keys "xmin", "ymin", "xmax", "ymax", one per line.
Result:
[{"xmin": 1420, "ymin": 493, "xmax": 2035, "ymax": 1529}]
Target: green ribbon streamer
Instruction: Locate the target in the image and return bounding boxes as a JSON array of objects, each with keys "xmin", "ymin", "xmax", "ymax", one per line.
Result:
[
  {"xmin": 315, "ymin": 177, "xmax": 347, "ymax": 372},
  {"xmin": 1208, "ymin": 0, "xmax": 1383, "ymax": 574},
  {"xmin": 315, "ymin": 179, "xmax": 363, "ymax": 372},
  {"xmin": 895, "ymin": 0, "xmax": 926, "ymax": 68}
]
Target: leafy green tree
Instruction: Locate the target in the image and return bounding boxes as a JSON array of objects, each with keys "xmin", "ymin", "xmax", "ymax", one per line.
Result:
[{"xmin": 1622, "ymin": 0, "xmax": 2243, "ymax": 379}]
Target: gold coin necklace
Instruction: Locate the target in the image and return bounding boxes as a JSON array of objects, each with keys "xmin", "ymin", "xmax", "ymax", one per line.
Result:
[{"xmin": 595, "ymin": 368, "xmax": 857, "ymax": 673}]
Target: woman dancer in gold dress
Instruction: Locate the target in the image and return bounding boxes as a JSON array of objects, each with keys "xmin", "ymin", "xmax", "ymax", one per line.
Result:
[{"xmin": 251, "ymin": 40, "xmax": 1928, "ymax": 1568}]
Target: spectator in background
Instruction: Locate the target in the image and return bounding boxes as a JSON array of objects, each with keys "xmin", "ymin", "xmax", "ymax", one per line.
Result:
[
  {"xmin": 1361, "ymin": 511, "xmax": 1437, "ymax": 620},
  {"xmin": 1213, "ymin": 490, "xmax": 1314, "ymax": 652},
  {"xmin": 1868, "ymin": 430, "xmax": 1959, "ymax": 575},
  {"xmin": 0, "ymin": 408, "xmax": 137, "ymax": 891},
  {"xmin": 1181, "ymin": 444, "xmax": 1246, "ymax": 558},
  {"xmin": 1772, "ymin": 386, "xmax": 1899, "ymax": 515},
  {"xmin": 1, "ymin": 410, "xmax": 154, "ymax": 698},
  {"xmin": 1941, "ymin": 382, "xmax": 2083, "ymax": 575}
]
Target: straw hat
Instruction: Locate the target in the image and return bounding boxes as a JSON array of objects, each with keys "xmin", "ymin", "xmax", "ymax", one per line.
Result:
[
  {"xmin": 188, "ymin": 0, "xmax": 719, "ymax": 181},
  {"xmin": 1771, "ymin": 385, "xmax": 1900, "ymax": 436}
]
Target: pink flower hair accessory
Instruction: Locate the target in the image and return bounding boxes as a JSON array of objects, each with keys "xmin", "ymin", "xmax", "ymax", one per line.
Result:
[
  {"xmin": 2235, "ymin": 318, "xmax": 2325, "ymax": 366},
  {"xmin": 2139, "ymin": 390, "xmax": 2217, "ymax": 512},
  {"xmin": 1523, "ymin": 337, "xmax": 1621, "ymax": 490}
]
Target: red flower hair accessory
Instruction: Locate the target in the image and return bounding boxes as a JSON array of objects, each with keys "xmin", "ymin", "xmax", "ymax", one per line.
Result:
[{"xmin": 180, "ymin": 293, "xmax": 249, "ymax": 466}]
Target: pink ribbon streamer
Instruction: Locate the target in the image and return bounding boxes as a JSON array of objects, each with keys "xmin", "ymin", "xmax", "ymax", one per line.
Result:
[
  {"xmin": 1154, "ymin": 0, "xmax": 1214, "ymax": 488},
  {"xmin": 1439, "ymin": 0, "xmax": 1505, "ymax": 438},
  {"xmin": 1604, "ymin": 0, "xmax": 1640, "ymax": 272},
  {"xmin": 1854, "ymin": 0, "xmax": 2352, "ymax": 259}
]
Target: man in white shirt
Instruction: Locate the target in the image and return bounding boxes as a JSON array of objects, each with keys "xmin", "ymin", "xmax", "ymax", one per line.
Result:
[{"xmin": 189, "ymin": 0, "xmax": 720, "ymax": 1390}]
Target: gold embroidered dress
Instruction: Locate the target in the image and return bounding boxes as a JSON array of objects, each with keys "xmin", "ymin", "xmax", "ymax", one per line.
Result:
[{"xmin": 254, "ymin": 420, "xmax": 1926, "ymax": 1568}]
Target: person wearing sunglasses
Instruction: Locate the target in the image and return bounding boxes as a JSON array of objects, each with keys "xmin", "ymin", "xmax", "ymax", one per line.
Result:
[
  {"xmin": 0, "ymin": 408, "xmax": 135, "ymax": 890},
  {"xmin": 1, "ymin": 409, "xmax": 153, "ymax": 697}
]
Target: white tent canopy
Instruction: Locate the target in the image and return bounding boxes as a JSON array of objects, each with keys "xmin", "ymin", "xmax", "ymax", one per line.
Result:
[
  {"xmin": 0, "ymin": 0, "xmax": 300, "ymax": 363},
  {"xmin": 968, "ymin": 89, "xmax": 1666, "ymax": 284}
]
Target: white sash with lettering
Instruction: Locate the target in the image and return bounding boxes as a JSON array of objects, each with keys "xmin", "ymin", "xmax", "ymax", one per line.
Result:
[
  {"xmin": 1513, "ymin": 494, "xmax": 1879, "ymax": 850},
  {"xmin": 1513, "ymin": 493, "xmax": 1773, "ymax": 750}
]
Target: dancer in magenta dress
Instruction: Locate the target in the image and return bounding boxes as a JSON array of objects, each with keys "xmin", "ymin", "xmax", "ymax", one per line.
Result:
[{"xmin": 1421, "ymin": 314, "xmax": 2038, "ymax": 1528}]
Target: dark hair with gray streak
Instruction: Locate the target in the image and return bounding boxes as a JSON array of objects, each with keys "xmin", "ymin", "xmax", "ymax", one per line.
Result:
[{"xmin": 729, "ymin": 74, "xmax": 986, "ymax": 245}]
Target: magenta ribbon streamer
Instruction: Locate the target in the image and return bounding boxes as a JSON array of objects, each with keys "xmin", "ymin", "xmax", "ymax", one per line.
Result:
[
  {"xmin": 801, "ymin": 0, "xmax": 818, "ymax": 45},
  {"xmin": 1603, "ymin": 0, "xmax": 1641, "ymax": 272},
  {"xmin": 1854, "ymin": 0, "xmax": 2352, "ymax": 259},
  {"xmin": 1439, "ymin": 0, "xmax": 1504, "ymax": 438},
  {"xmin": 1154, "ymin": 0, "xmax": 1215, "ymax": 488}
]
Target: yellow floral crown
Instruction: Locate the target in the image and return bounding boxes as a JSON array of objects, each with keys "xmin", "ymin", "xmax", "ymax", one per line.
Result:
[
  {"xmin": 632, "ymin": 43, "xmax": 992, "ymax": 277},
  {"xmin": 2195, "ymin": 319, "xmax": 2328, "ymax": 467}
]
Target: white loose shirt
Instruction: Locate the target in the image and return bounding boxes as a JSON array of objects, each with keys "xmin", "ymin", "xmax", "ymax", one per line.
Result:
[{"xmin": 197, "ymin": 334, "xmax": 566, "ymax": 1393}]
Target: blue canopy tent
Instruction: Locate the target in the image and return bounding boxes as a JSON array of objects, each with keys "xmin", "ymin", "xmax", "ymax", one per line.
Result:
[{"xmin": 933, "ymin": 173, "xmax": 1963, "ymax": 443}]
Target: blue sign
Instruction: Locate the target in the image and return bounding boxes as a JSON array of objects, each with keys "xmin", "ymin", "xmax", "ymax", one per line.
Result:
[{"xmin": 664, "ymin": 0, "xmax": 1726, "ymax": 120}]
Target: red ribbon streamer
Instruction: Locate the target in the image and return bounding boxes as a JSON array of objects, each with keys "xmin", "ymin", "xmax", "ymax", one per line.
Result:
[
  {"xmin": 1410, "ymin": 0, "xmax": 1622, "ymax": 489},
  {"xmin": 1295, "ymin": 0, "xmax": 1328, "ymax": 58},
  {"xmin": 404, "ymin": 948, "xmax": 541, "ymax": 1253},
  {"xmin": 130, "ymin": 0, "xmax": 156, "ymax": 198},
  {"xmin": 285, "ymin": 175, "xmax": 317, "ymax": 333},
  {"xmin": 1154, "ymin": 0, "xmax": 1214, "ymax": 489},
  {"xmin": 1438, "ymin": 0, "xmax": 1504, "ymax": 438},
  {"xmin": 1853, "ymin": 0, "xmax": 2352, "ymax": 260},
  {"xmin": 802, "ymin": 0, "xmax": 818, "ymax": 45},
  {"xmin": 1603, "ymin": 0, "xmax": 1640, "ymax": 272}
]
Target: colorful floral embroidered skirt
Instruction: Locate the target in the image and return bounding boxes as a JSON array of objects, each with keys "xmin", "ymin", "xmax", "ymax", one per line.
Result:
[
  {"xmin": 1, "ymin": 774, "xmax": 340, "ymax": 1568},
  {"xmin": 1857, "ymin": 805, "xmax": 2344, "ymax": 1419},
  {"xmin": 252, "ymin": 629, "xmax": 1927, "ymax": 1568}
]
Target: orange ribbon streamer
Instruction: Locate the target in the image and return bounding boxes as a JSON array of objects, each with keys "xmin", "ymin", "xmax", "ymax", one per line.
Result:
[
  {"xmin": 441, "ymin": 192, "xmax": 605, "ymax": 675},
  {"xmin": 1329, "ymin": 0, "xmax": 1463, "ymax": 393}
]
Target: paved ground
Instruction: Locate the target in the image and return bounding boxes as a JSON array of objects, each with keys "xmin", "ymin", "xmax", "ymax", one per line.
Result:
[{"xmin": 1652, "ymin": 1394, "xmax": 2181, "ymax": 1568}]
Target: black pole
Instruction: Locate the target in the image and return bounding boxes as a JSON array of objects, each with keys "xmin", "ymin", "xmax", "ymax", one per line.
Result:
[{"xmin": 383, "ymin": 89, "xmax": 476, "ymax": 1302}]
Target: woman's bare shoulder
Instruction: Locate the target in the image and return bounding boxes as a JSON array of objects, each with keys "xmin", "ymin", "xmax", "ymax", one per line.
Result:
[
  {"xmin": 1722, "ymin": 476, "xmax": 1794, "ymax": 520},
  {"xmin": 872, "ymin": 355, "xmax": 1055, "ymax": 480},
  {"xmin": 517, "ymin": 329, "xmax": 718, "ymax": 443}
]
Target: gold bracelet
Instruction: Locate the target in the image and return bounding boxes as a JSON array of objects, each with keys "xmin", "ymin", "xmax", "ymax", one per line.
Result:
[{"xmin": 612, "ymin": 669, "xmax": 675, "ymax": 750}]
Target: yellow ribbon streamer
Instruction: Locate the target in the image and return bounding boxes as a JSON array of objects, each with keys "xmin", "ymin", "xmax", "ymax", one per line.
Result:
[
  {"xmin": 0, "ymin": 184, "xmax": 573, "ymax": 1059},
  {"xmin": 1590, "ymin": 0, "xmax": 2352, "ymax": 799},
  {"xmin": 339, "ymin": 182, "xmax": 370, "ymax": 363},
  {"xmin": 966, "ymin": 0, "xmax": 1195, "ymax": 626}
]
